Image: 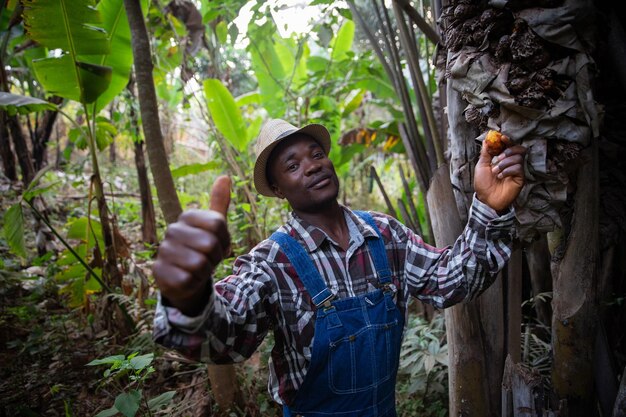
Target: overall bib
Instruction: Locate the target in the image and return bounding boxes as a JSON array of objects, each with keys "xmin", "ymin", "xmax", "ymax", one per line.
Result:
[{"xmin": 270, "ymin": 211, "xmax": 405, "ymax": 417}]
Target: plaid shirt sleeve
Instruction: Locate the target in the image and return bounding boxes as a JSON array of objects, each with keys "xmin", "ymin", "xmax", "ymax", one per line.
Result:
[
  {"xmin": 153, "ymin": 243, "xmax": 279, "ymax": 363},
  {"xmin": 385, "ymin": 194, "xmax": 515, "ymax": 308}
]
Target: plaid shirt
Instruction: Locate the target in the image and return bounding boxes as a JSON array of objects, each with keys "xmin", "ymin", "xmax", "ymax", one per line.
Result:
[{"xmin": 153, "ymin": 196, "xmax": 515, "ymax": 405}]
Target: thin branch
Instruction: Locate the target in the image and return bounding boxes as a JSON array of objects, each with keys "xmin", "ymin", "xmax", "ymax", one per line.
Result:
[{"xmin": 395, "ymin": 0, "xmax": 441, "ymax": 44}]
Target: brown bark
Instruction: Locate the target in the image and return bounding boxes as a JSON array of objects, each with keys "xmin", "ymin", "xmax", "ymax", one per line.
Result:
[
  {"xmin": 133, "ymin": 139, "xmax": 156, "ymax": 245},
  {"xmin": 123, "ymin": 0, "xmax": 181, "ymax": 224},
  {"xmin": 7, "ymin": 113, "xmax": 35, "ymax": 186},
  {"xmin": 0, "ymin": 112, "xmax": 16, "ymax": 180},
  {"xmin": 551, "ymin": 147, "xmax": 598, "ymax": 417},
  {"xmin": 427, "ymin": 165, "xmax": 492, "ymax": 417},
  {"xmin": 32, "ymin": 95, "xmax": 63, "ymax": 170}
]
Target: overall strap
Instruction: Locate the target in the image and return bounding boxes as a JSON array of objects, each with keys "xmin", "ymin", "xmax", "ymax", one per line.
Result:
[
  {"xmin": 354, "ymin": 211, "xmax": 392, "ymax": 284},
  {"xmin": 270, "ymin": 232, "xmax": 334, "ymax": 307}
]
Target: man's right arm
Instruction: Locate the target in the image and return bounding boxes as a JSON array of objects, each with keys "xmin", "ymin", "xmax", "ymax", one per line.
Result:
[{"xmin": 152, "ymin": 251, "xmax": 276, "ymax": 363}]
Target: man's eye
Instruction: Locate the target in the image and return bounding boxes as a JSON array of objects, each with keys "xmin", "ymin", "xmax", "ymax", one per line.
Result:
[
  {"xmin": 288, "ymin": 164, "xmax": 298, "ymax": 172},
  {"xmin": 313, "ymin": 152, "xmax": 323, "ymax": 158}
]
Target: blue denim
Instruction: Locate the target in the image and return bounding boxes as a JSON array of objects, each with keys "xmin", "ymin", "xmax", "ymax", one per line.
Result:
[{"xmin": 271, "ymin": 211, "xmax": 404, "ymax": 417}]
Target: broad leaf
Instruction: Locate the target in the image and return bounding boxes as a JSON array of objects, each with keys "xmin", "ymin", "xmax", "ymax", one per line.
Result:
[
  {"xmin": 91, "ymin": 0, "xmax": 148, "ymax": 113},
  {"xmin": 247, "ymin": 22, "xmax": 287, "ymax": 116},
  {"xmin": 86, "ymin": 355, "xmax": 125, "ymax": 366},
  {"xmin": 23, "ymin": 0, "xmax": 112, "ymax": 104},
  {"xmin": 330, "ymin": 19, "xmax": 354, "ymax": 62},
  {"xmin": 170, "ymin": 161, "xmax": 220, "ymax": 179},
  {"xmin": 32, "ymin": 55, "xmax": 112, "ymax": 104},
  {"xmin": 0, "ymin": 92, "xmax": 57, "ymax": 116},
  {"xmin": 147, "ymin": 391, "xmax": 176, "ymax": 411},
  {"xmin": 3, "ymin": 203, "xmax": 26, "ymax": 258},
  {"xmin": 114, "ymin": 390, "xmax": 141, "ymax": 417},
  {"xmin": 129, "ymin": 353, "xmax": 153, "ymax": 370},
  {"xmin": 22, "ymin": 0, "xmax": 109, "ymax": 54},
  {"xmin": 203, "ymin": 79, "xmax": 247, "ymax": 152}
]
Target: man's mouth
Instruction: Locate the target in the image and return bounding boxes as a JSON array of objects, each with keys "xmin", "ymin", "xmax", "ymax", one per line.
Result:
[{"xmin": 308, "ymin": 176, "xmax": 331, "ymax": 189}]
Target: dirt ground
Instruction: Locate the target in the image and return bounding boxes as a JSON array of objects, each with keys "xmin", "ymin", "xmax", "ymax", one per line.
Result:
[{"xmin": 0, "ymin": 266, "xmax": 280, "ymax": 417}]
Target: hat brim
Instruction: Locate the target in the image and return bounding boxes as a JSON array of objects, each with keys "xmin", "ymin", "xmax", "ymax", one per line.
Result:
[{"xmin": 253, "ymin": 124, "xmax": 331, "ymax": 197}]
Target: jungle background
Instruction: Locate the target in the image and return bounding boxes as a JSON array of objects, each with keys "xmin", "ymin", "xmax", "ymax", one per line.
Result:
[{"xmin": 0, "ymin": 0, "xmax": 625, "ymax": 416}]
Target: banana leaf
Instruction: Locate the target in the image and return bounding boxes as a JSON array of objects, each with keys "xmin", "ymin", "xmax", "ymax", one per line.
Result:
[{"xmin": 22, "ymin": 0, "xmax": 112, "ymax": 104}]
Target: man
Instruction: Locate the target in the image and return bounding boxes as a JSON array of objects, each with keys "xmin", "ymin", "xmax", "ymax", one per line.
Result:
[{"xmin": 153, "ymin": 118, "xmax": 526, "ymax": 416}]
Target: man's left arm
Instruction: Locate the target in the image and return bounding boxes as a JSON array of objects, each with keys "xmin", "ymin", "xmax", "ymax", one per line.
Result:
[{"xmin": 401, "ymin": 134, "xmax": 526, "ymax": 307}]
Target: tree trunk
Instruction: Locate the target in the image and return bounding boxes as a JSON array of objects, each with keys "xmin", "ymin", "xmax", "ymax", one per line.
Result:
[
  {"xmin": 123, "ymin": 0, "xmax": 181, "ymax": 224},
  {"xmin": 550, "ymin": 147, "xmax": 598, "ymax": 417},
  {"xmin": 7, "ymin": 113, "xmax": 35, "ymax": 187},
  {"xmin": 134, "ymin": 139, "xmax": 156, "ymax": 244},
  {"xmin": 427, "ymin": 164, "xmax": 492, "ymax": 417},
  {"xmin": 127, "ymin": 80, "xmax": 157, "ymax": 245},
  {"xmin": 0, "ymin": 111, "xmax": 16, "ymax": 181},
  {"xmin": 123, "ymin": 0, "xmax": 241, "ymax": 410},
  {"xmin": 32, "ymin": 95, "xmax": 63, "ymax": 170}
]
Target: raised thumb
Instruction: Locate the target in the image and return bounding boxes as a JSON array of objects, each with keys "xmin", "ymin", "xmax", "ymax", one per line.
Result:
[{"xmin": 209, "ymin": 175, "xmax": 231, "ymax": 218}]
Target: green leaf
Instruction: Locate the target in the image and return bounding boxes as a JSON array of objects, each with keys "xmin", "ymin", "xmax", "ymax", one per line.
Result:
[
  {"xmin": 246, "ymin": 116, "xmax": 263, "ymax": 143},
  {"xmin": 330, "ymin": 19, "xmax": 354, "ymax": 62},
  {"xmin": 170, "ymin": 161, "xmax": 220, "ymax": 179},
  {"xmin": 342, "ymin": 89, "xmax": 364, "ymax": 116},
  {"xmin": 23, "ymin": 0, "xmax": 112, "ymax": 104},
  {"xmin": 32, "ymin": 55, "xmax": 112, "ymax": 104},
  {"xmin": 0, "ymin": 92, "xmax": 58, "ymax": 116},
  {"xmin": 129, "ymin": 353, "xmax": 153, "ymax": 370},
  {"xmin": 215, "ymin": 20, "xmax": 228, "ymax": 44},
  {"xmin": 91, "ymin": 0, "xmax": 148, "ymax": 113},
  {"xmin": 234, "ymin": 91, "xmax": 260, "ymax": 107},
  {"xmin": 147, "ymin": 391, "xmax": 176, "ymax": 411},
  {"xmin": 86, "ymin": 355, "xmax": 126, "ymax": 366},
  {"xmin": 203, "ymin": 79, "xmax": 248, "ymax": 151},
  {"xmin": 23, "ymin": 0, "xmax": 110, "ymax": 54},
  {"xmin": 94, "ymin": 406, "xmax": 120, "ymax": 417},
  {"xmin": 3, "ymin": 203, "xmax": 26, "ymax": 258},
  {"xmin": 114, "ymin": 390, "xmax": 141, "ymax": 417}
]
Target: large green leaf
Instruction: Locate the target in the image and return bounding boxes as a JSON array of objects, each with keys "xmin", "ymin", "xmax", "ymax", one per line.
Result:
[
  {"xmin": 114, "ymin": 390, "xmax": 141, "ymax": 417},
  {"xmin": 23, "ymin": 0, "xmax": 112, "ymax": 104},
  {"xmin": 3, "ymin": 203, "xmax": 26, "ymax": 258},
  {"xmin": 330, "ymin": 19, "xmax": 354, "ymax": 62},
  {"xmin": 91, "ymin": 0, "xmax": 146, "ymax": 113},
  {"xmin": 22, "ymin": 0, "xmax": 109, "ymax": 54},
  {"xmin": 0, "ymin": 92, "xmax": 57, "ymax": 116},
  {"xmin": 32, "ymin": 56, "xmax": 112, "ymax": 103},
  {"xmin": 203, "ymin": 79, "xmax": 248, "ymax": 152},
  {"xmin": 247, "ymin": 22, "xmax": 287, "ymax": 116}
]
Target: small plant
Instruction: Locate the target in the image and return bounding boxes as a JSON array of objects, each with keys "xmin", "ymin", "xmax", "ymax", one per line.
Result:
[
  {"xmin": 87, "ymin": 352, "xmax": 175, "ymax": 417},
  {"xmin": 396, "ymin": 312, "xmax": 449, "ymax": 417}
]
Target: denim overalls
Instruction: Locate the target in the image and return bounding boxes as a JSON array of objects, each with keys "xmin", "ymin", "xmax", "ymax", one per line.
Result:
[{"xmin": 270, "ymin": 211, "xmax": 404, "ymax": 417}]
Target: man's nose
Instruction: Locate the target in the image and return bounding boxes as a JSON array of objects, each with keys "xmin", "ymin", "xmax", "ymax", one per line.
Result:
[{"xmin": 303, "ymin": 158, "xmax": 322, "ymax": 175}]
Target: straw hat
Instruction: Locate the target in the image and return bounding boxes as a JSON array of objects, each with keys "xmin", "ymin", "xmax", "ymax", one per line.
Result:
[{"xmin": 253, "ymin": 119, "xmax": 331, "ymax": 197}]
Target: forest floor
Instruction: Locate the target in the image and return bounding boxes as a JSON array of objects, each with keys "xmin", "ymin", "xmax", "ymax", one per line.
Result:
[
  {"xmin": 0, "ymin": 238, "xmax": 280, "ymax": 417},
  {"xmin": 0, "ymin": 174, "xmax": 281, "ymax": 417}
]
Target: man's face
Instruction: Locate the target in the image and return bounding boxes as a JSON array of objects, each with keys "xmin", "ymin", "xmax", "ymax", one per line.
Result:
[{"xmin": 267, "ymin": 134, "xmax": 339, "ymax": 213}]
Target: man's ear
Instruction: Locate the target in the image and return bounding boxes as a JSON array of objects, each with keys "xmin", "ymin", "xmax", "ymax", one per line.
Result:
[{"xmin": 270, "ymin": 183, "xmax": 285, "ymax": 199}]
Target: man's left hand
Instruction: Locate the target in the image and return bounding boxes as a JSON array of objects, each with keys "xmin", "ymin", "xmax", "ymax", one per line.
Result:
[{"xmin": 474, "ymin": 134, "xmax": 527, "ymax": 213}]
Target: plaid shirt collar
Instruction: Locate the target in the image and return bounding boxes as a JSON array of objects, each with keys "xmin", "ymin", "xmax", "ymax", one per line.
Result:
[{"xmin": 286, "ymin": 205, "xmax": 380, "ymax": 253}]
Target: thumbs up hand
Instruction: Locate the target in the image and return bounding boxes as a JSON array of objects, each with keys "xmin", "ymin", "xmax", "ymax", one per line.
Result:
[{"xmin": 153, "ymin": 175, "xmax": 232, "ymax": 316}]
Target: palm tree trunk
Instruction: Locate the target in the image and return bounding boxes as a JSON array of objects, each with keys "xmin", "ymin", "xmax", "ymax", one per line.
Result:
[
  {"xmin": 550, "ymin": 146, "xmax": 598, "ymax": 417},
  {"xmin": 123, "ymin": 0, "xmax": 181, "ymax": 224}
]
